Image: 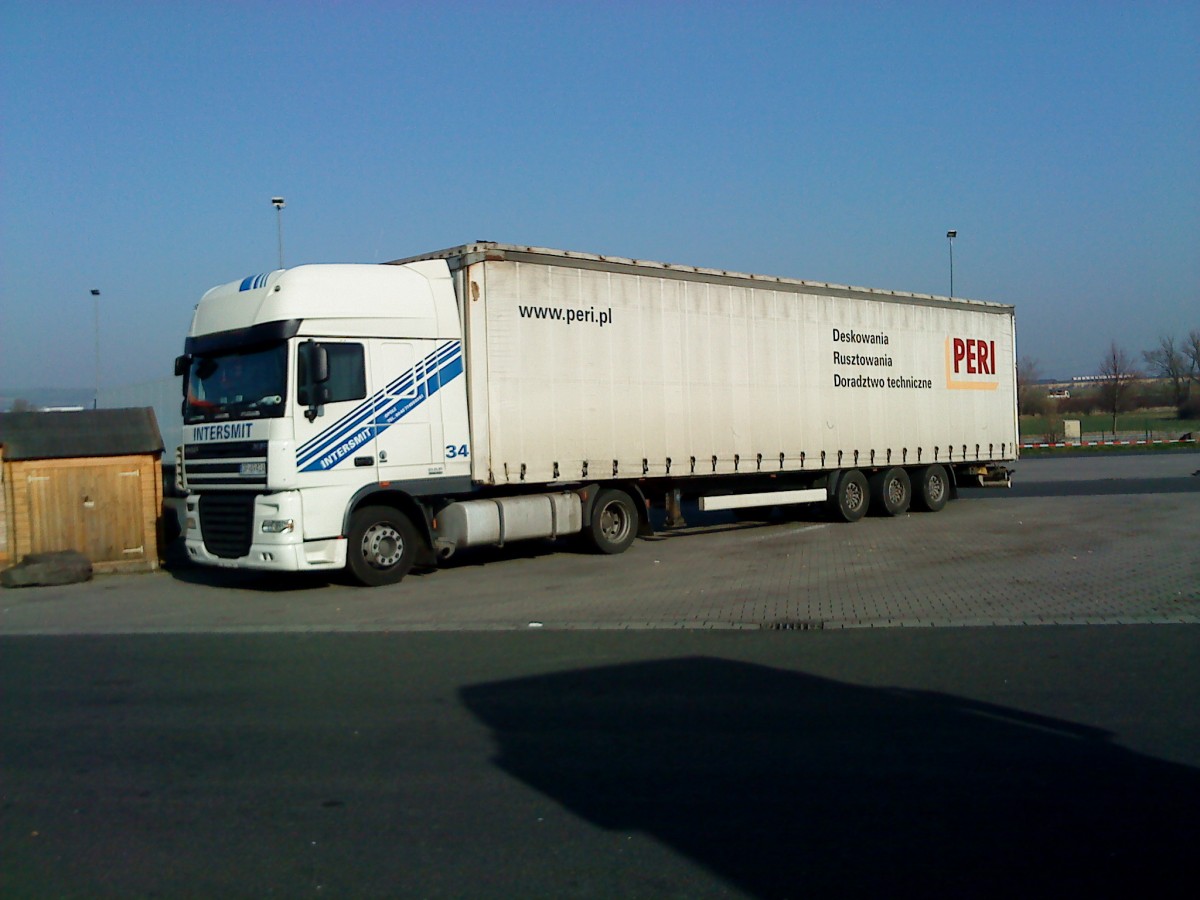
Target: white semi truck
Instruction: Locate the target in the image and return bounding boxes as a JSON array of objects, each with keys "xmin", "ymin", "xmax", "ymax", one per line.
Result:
[{"xmin": 177, "ymin": 243, "xmax": 1017, "ymax": 586}]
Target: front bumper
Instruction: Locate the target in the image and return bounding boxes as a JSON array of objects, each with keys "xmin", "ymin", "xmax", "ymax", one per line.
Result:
[
  {"xmin": 184, "ymin": 536, "xmax": 347, "ymax": 572},
  {"xmin": 184, "ymin": 491, "xmax": 347, "ymax": 573}
]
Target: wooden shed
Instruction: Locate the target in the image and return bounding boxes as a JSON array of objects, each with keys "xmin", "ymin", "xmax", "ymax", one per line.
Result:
[{"xmin": 0, "ymin": 409, "xmax": 165, "ymax": 573}]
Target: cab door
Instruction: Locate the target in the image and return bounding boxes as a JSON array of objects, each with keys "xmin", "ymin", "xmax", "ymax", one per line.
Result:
[
  {"xmin": 293, "ymin": 340, "xmax": 378, "ymax": 483},
  {"xmin": 371, "ymin": 340, "xmax": 446, "ymax": 482}
]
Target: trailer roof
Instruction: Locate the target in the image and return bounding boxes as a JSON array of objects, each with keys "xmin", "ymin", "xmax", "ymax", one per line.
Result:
[{"xmin": 385, "ymin": 242, "xmax": 1013, "ymax": 313}]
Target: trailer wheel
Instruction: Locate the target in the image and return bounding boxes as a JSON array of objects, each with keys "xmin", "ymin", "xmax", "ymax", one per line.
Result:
[
  {"xmin": 346, "ymin": 505, "xmax": 420, "ymax": 586},
  {"xmin": 869, "ymin": 467, "xmax": 911, "ymax": 516},
  {"xmin": 584, "ymin": 488, "xmax": 638, "ymax": 554},
  {"xmin": 913, "ymin": 464, "xmax": 950, "ymax": 512},
  {"xmin": 828, "ymin": 469, "xmax": 869, "ymax": 522}
]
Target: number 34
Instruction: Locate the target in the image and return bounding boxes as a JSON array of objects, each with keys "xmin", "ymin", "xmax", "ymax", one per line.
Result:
[{"xmin": 445, "ymin": 444, "xmax": 469, "ymax": 459}]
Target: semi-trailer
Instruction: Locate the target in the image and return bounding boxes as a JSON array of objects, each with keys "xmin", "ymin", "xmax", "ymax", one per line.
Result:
[{"xmin": 177, "ymin": 242, "xmax": 1017, "ymax": 585}]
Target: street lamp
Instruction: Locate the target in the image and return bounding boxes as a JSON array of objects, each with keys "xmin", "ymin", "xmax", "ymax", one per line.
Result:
[
  {"xmin": 272, "ymin": 197, "xmax": 286, "ymax": 269},
  {"xmin": 90, "ymin": 289, "xmax": 101, "ymax": 408},
  {"xmin": 946, "ymin": 230, "xmax": 957, "ymax": 297}
]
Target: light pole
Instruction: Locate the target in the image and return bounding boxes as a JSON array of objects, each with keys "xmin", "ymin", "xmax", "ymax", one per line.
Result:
[
  {"xmin": 946, "ymin": 230, "xmax": 957, "ymax": 297},
  {"xmin": 272, "ymin": 197, "xmax": 286, "ymax": 269},
  {"xmin": 90, "ymin": 289, "xmax": 101, "ymax": 408}
]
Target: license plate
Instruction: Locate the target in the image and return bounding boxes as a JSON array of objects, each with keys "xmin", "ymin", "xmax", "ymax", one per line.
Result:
[{"xmin": 239, "ymin": 461, "xmax": 266, "ymax": 476}]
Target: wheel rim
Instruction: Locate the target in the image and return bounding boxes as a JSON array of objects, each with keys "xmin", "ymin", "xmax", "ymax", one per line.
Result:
[
  {"xmin": 927, "ymin": 473, "xmax": 945, "ymax": 503},
  {"xmin": 887, "ymin": 477, "xmax": 906, "ymax": 507},
  {"xmin": 361, "ymin": 522, "xmax": 403, "ymax": 569},
  {"xmin": 599, "ymin": 500, "xmax": 632, "ymax": 544},
  {"xmin": 844, "ymin": 480, "xmax": 864, "ymax": 511}
]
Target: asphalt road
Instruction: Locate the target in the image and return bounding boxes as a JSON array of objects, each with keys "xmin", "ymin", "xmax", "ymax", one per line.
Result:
[
  {"xmin": 1, "ymin": 452, "xmax": 1198, "ymax": 898},
  {"xmin": 2, "ymin": 627, "xmax": 1198, "ymax": 899}
]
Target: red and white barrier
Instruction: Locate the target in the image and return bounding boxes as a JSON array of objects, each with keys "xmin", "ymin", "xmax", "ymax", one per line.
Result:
[{"xmin": 1020, "ymin": 438, "xmax": 1197, "ymax": 449}]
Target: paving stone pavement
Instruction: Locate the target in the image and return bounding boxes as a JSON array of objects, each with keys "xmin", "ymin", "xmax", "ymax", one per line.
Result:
[
  {"xmin": 673, "ymin": 492, "xmax": 1198, "ymax": 629},
  {"xmin": 1, "ymin": 453, "xmax": 1196, "ymax": 634}
]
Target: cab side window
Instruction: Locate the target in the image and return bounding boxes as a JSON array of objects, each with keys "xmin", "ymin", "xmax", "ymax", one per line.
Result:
[{"xmin": 297, "ymin": 342, "xmax": 366, "ymax": 404}]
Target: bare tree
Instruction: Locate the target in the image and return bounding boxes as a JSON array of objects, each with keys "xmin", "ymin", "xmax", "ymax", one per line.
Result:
[
  {"xmin": 1185, "ymin": 329, "xmax": 1200, "ymax": 386},
  {"xmin": 10, "ymin": 397, "xmax": 34, "ymax": 412},
  {"xmin": 1180, "ymin": 329, "xmax": 1200, "ymax": 418},
  {"xmin": 1142, "ymin": 335, "xmax": 1191, "ymax": 408},
  {"xmin": 1098, "ymin": 342, "xmax": 1140, "ymax": 434},
  {"xmin": 1016, "ymin": 356, "xmax": 1047, "ymax": 416}
]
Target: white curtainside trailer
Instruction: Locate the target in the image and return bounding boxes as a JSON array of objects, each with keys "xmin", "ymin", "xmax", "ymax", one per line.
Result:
[
  {"xmin": 397, "ymin": 243, "xmax": 1017, "ymax": 486},
  {"xmin": 179, "ymin": 243, "xmax": 1016, "ymax": 585}
]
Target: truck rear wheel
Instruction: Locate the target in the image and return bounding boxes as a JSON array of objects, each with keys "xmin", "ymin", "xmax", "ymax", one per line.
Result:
[
  {"xmin": 828, "ymin": 469, "xmax": 869, "ymax": 522},
  {"xmin": 347, "ymin": 505, "xmax": 420, "ymax": 586},
  {"xmin": 869, "ymin": 467, "xmax": 911, "ymax": 516},
  {"xmin": 913, "ymin": 464, "xmax": 949, "ymax": 512},
  {"xmin": 583, "ymin": 488, "xmax": 638, "ymax": 554}
]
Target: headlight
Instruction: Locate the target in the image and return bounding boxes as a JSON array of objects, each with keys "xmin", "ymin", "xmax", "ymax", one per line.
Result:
[{"xmin": 261, "ymin": 519, "xmax": 294, "ymax": 534}]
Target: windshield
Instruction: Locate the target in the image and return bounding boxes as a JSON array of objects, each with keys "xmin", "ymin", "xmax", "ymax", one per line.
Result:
[{"xmin": 184, "ymin": 344, "xmax": 288, "ymax": 423}]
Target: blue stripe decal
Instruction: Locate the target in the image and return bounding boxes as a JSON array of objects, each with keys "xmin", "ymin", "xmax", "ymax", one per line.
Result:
[
  {"xmin": 239, "ymin": 273, "xmax": 271, "ymax": 291},
  {"xmin": 297, "ymin": 341, "xmax": 463, "ymax": 473},
  {"xmin": 294, "ymin": 341, "xmax": 459, "ymax": 467}
]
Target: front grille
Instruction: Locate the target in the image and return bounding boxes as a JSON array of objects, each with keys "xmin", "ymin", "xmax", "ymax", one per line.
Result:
[
  {"xmin": 184, "ymin": 440, "xmax": 268, "ymax": 490},
  {"xmin": 199, "ymin": 493, "xmax": 256, "ymax": 559}
]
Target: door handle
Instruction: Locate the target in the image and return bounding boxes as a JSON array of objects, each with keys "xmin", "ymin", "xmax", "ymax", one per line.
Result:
[{"xmin": 354, "ymin": 456, "xmax": 374, "ymax": 467}]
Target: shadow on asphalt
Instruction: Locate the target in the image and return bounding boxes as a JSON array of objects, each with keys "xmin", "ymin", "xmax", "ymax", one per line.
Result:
[
  {"xmin": 461, "ymin": 657, "xmax": 1198, "ymax": 898},
  {"xmin": 160, "ymin": 538, "xmax": 564, "ymax": 588},
  {"xmin": 157, "ymin": 503, "xmax": 811, "ymax": 587},
  {"xmin": 161, "ymin": 543, "xmax": 340, "ymax": 591}
]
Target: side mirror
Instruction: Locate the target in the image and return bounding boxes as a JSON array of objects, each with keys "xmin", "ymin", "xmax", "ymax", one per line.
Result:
[
  {"xmin": 174, "ymin": 355, "xmax": 190, "ymax": 377},
  {"xmin": 311, "ymin": 345, "xmax": 330, "ymax": 384},
  {"xmin": 301, "ymin": 341, "xmax": 331, "ymax": 421}
]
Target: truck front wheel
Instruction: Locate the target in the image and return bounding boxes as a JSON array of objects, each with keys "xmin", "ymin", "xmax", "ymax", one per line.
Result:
[
  {"xmin": 347, "ymin": 505, "xmax": 420, "ymax": 586},
  {"xmin": 584, "ymin": 488, "xmax": 639, "ymax": 554}
]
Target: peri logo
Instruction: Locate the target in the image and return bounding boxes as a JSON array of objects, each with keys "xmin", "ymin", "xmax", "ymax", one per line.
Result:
[{"xmin": 944, "ymin": 337, "xmax": 999, "ymax": 391}]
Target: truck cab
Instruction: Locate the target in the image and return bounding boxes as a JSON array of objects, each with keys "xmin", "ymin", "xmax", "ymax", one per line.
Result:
[{"xmin": 177, "ymin": 262, "xmax": 470, "ymax": 580}]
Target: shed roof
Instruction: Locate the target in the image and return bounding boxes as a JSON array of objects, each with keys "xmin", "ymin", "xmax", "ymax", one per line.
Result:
[{"xmin": 0, "ymin": 408, "xmax": 164, "ymax": 461}]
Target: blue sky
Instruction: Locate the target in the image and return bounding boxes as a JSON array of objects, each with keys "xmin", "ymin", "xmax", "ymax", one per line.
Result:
[{"xmin": 2, "ymin": 0, "xmax": 1197, "ymax": 392}]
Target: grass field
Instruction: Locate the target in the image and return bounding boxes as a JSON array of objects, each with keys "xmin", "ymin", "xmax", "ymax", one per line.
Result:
[
  {"xmin": 1020, "ymin": 407, "xmax": 1200, "ymax": 441},
  {"xmin": 1018, "ymin": 442, "xmax": 1199, "ymax": 457}
]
